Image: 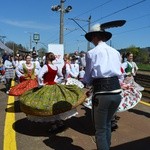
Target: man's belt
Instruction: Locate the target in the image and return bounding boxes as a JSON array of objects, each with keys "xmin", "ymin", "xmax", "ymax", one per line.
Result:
[{"xmin": 93, "ymin": 76, "xmax": 121, "ymax": 93}]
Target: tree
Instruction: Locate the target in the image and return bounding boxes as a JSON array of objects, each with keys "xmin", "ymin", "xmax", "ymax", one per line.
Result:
[
  {"xmin": 138, "ymin": 50, "xmax": 149, "ymax": 63},
  {"xmin": 126, "ymin": 45, "xmax": 140, "ymax": 60},
  {"xmin": 5, "ymin": 41, "xmax": 28, "ymax": 55},
  {"xmin": 38, "ymin": 47, "xmax": 46, "ymax": 58}
]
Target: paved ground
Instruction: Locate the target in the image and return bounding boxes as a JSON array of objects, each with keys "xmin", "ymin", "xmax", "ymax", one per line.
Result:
[{"xmin": 0, "ymin": 83, "xmax": 150, "ymax": 150}]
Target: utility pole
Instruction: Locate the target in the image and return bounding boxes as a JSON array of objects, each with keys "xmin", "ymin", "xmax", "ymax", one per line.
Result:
[
  {"xmin": 87, "ymin": 16, "xmax": 91, "ymax": 51},
  {"xmin": 51, "ymin": 0, "xmax": 72, "ymax": 44},
  {"xmin": 60, "ymin": 0, "xmax": 64, "ymax": 44},
  {"xmin": 25, "ymin": 32, "xmax": 32, "ymax": 50}
]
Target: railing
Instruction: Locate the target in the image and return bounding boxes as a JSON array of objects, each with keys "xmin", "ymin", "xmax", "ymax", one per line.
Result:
[{"xmin": 136, "ymin": 71, "xmax": 150, "ymax": 99}]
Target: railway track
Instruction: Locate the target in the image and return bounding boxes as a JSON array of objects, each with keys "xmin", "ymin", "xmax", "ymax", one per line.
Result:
[{"xmin": 136, "ymin": 71, "xmax": 150, "ymax": 102}]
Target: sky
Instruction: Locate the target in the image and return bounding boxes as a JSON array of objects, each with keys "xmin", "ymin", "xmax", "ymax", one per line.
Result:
[{"xmin": 0, "ymin": 0, "xmax": 150, "ymax": 53}]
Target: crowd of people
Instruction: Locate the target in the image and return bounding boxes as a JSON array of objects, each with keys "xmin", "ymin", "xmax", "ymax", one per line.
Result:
[{"xmin": 0, "ymin": 22, "xmax": 144, "ymax": 150}]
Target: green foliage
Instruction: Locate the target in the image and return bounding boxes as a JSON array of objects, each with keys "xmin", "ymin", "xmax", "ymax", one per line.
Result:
[
  {"xmin": 138, "ymin": 63, "xmax": 150, "ymax": 71},
  {"xmin": 120, "ymin": 46, "xmax": 150, "ymax": 63},
  {"xmin": 126, "ymin": 45, "xmax": 140, "ymax": 59},
  {"xmin": 5, "ymin": 41, "xmax": 27, "ymax": 55},
  {"xmin": 38, "ymin": 47, "xmax": 46, "ymax": 57},
  {"xmin": 137, "ymin": 50, "xmax": 149, "ymax": 63}
]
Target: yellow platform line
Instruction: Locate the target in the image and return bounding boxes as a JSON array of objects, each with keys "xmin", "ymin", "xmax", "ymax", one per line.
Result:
[
  {"xmin": 3, "ymin": 80, "xmax": 17, "ymax": 150},
  {"xmin": 140, "ymin": 100, "xmax": 150, "ymax": 107}
]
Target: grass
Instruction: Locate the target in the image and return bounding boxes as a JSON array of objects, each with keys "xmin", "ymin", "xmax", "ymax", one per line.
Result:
[{"xmin": 137, "ymin": 63, "xmax": 150, "ymax": 71}]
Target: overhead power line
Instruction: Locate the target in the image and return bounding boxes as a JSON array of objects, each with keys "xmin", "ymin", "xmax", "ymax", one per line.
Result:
[
  {"xmin": 114, "ymin": 25, "xmax": 150, "ymax": 36},
  {"xmin": 92, "ymin": 0, "xmax": 147, "ymax": 24},
  {"xmin": 74, "ymin": 0, "xmax": 113, "ymax": 18},
  {"xmin": 50, "ymin": 0, "xmax": 147, "ymax": 43}
]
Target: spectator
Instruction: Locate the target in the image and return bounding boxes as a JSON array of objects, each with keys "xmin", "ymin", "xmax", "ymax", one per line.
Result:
[
  {"xmin": 2, "ymin": 51, "xmax": 8, "ymax": 64},
  {"xmin": 79, "ymin": 51, "xmax": 86, "ymax": 69},
  {"xmin": 4, "ymin": 55, "xmax": 15, "ymax": 94}
]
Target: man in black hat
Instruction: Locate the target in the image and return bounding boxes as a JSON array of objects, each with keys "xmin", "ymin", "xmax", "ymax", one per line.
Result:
[{"xmin": 83, "ymin": 23, "xmax": 122, "ymax": 150}]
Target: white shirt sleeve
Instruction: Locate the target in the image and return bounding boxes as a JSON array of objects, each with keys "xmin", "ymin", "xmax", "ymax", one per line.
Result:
[
  {"xmin": 33, "ymin": 61, "xmax": 41, "ymax": 75},
  {"xmin": 55, "ymin": 67, "xmax": 63, "ymax": 83},
  {"xmin": 38, "ymin": 65, "xmax": 48, "ymax": 86},
  {"xmin": 121, "ymin": 62, "xmax": 128, "ymax": 72},
  {"xmin": 65, "ymin": 63, "xmax": 71, "ymax": 78},
  {"xmin": 133, "ymin": 62, "xmax": 138, "ymax": 70},
  {"xmin": 70, "ymin": 64, "xmax": 79, "ymax": 78},
  {"xmin": 15, "ymin": 64, "xmax": 24, "ymax": 78},
  {"xmin": 83, "ymin": 53, "xmax": 93, "ymax": 85}
]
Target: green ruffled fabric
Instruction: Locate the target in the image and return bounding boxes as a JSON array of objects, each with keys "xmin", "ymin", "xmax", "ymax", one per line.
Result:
[{"xmin": 20, "ymin": 84, "xmax": 85, "ymax": 115}]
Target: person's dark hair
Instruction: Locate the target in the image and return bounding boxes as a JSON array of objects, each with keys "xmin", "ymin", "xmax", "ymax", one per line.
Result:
[
  {"xmin": 71, "ymin": 55, "xmax": 78, "ymax": 61},
  {"xmin": 25, "ymin": 54, "xmax": 31, "ymax": 59},
  {"xmin": 121, "ymin": 52, "xmax": 126, "ymax": 63},
  {"xmin": 126, "ymin": 52, "xmax": 133, "ymax": 58},
  {"xmin": 92, "ymin": 32, "xmax": 105, "ymax": 41},
  {"xmin": 46, "ymin": 52, "xmax": 55, "ymax": 63}
]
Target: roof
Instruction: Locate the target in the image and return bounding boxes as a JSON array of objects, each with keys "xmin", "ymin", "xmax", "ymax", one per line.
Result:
[{"xmin": 0, "ymin": 41, "xmax": 13, "ymax": 54}]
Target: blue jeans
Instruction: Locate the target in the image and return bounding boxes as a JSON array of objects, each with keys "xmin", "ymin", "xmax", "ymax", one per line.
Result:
[{"xmin": 92, "ymin": 93, "xmax": 121, "ymax": 150}]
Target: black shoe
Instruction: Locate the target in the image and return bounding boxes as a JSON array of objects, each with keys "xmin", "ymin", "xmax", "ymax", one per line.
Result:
[
  {"xmin": 48, "ymin": 124, "xmax": 58, "ymax": 134},
  {"xmin": 111, "ymin": 124, "xmax": 118, "ymax": 131},
  {"xmin": 48, "ymin": 122, "xmax": 66, "ymax": 135},
  {"xmin": 115, "ymin": 115, "xmax": 120, "ymax": 120}
]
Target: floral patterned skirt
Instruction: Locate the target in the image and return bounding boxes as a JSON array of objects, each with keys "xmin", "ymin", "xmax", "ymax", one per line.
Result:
[
  {"xmin": 83, "ymin": 87, "xmax": 142, "ymax": 112},
  {"xmin": 20, "ymin": 84, "xmax": 86, "ymax": 116},
  {"xmin": 118, "ymin": 87, "xmax": 142, "ymax": 112},
  {"xmin": 9, "ymin": 79, "xmax": 38, "ymax": 96}
]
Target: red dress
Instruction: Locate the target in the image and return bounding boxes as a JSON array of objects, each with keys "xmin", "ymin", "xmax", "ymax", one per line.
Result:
[
  {"xmin": 43, "ymin": 64, "xmax": 57, "ymax": 85},
  {"xmin": 9, "ymin": 63, "xmax": 38, "ymax": 96},
  {"xmin": 62, "ymin": 62, "xmax": 71, "ymax": 80}
]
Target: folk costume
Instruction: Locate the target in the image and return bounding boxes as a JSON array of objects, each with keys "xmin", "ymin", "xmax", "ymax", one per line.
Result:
[
  {"xmin": 118, "ymin": 78, "xmax": 142, "ymax": 112},
  {"xmin": 122, "ymin": 61, "xmax": 138, "ymax": 77},
  {"xmin": 83, "ymin": 20, "xmax": 126, "ymax": 150},
  {"xmin": 62, "ymin": 55, "xmax": 84, "ymax": 88},
  {"xmin": 121, "ymin": 60, "xmax": 144, "ymax": 91},
  {"xmin": 83, "ymin": 78, "xmax": 142, "ymax": 112},
  {"xmin": 9, "ymin": 62, "xmax": 38, "ymax": 96},
  {"xmin": 19, "ymin": 60, "xmax": 86, "ymax": 123}
]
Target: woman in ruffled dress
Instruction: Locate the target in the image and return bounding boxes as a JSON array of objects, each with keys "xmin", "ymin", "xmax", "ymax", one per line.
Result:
[
  {"xmin": 83, "ymin": 68, "xmax": 143, "ymax": 113},
  {"xmin": 19, "ymin": 52, "xmax": 86, "ymax": 132},
  {"xmin": 121, "ymin": 52, "xmax": 144, "ymax": 91},
  {"xmin": 62, "ymin": 54, "xmax": 71, "ymax": 81},
  {"xmin": 9, "ymin": 54, "xmax": 38, "ymax": 96},
  {"xmin": 62, "ymin": 54, "xmax": 84, "ymax": 88}
]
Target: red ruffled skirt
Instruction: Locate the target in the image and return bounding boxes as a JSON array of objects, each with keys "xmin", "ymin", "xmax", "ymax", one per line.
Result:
[{"xmin": 9, "ymin": 79, "xmax": 38, "ymax": 96}]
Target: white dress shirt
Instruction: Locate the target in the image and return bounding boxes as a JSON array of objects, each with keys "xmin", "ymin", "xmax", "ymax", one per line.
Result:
[
  {"xmin": 83, "ymin": 41, "xmax": 122, "ymax": 85},
  {"xmin": 16, "ymin": 62, "xmax": 36, "ymax": 78},
  {"xmin": 70, "ymin": 63, "xmax": 79, "ymax": 78}
]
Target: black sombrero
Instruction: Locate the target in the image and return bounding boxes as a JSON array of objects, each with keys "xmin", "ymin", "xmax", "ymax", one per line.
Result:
[{"xmin": 85, "ymin": 20, "xmax": 126, "ymax": 42}]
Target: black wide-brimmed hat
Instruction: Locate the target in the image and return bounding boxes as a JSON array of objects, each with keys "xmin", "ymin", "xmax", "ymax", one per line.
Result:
[
  {"xmin": 85, "ymin": 23, "xmax": 112, "ymax": 42},
  {"xmin": 85, "ymin": 20, "xmax": 126, "ymax": 42}
]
